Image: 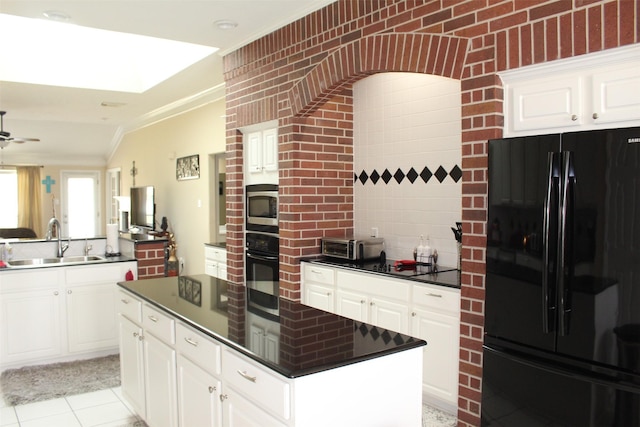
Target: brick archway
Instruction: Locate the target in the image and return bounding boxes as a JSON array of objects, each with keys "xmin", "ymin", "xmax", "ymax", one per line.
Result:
[{"xmin": 288, "ymin": 33, "xmax": 469, "ymax": 117}]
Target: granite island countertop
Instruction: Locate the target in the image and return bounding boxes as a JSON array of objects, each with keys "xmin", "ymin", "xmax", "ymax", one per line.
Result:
[{"xmin": 117, "ymin": 274, "xmax": 425, "ymax": 378}]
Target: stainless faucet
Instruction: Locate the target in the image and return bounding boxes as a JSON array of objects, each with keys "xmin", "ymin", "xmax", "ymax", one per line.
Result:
[{"xmin": 46, "ymin": 217, "xmax": 70, "ymax": 257}]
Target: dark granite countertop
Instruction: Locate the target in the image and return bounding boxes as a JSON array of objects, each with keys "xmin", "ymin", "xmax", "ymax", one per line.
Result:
[
  {"xmin": 205, "ymin": 242, "xmax": 227, "ymax": 249},
  {"xmin": 303, "ymin": 257, "xmax": 461, "ymax": 289},
  {"xmin": 117, "ymin": 275, "xmax": 425, "ymax": 379}
]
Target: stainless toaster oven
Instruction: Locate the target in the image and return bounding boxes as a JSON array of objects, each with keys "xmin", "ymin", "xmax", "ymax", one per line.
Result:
[{"xmin": 321, "ymin": 237, "xmax": 384, "ymax": 261}]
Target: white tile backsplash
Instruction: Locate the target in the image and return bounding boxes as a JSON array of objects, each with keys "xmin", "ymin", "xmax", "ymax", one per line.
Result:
[{"xmin": 354, "ymin": 72, "xmax": 462, "ymax": 267}]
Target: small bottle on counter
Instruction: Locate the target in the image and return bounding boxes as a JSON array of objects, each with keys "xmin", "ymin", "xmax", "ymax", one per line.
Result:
[{"xmin": 417, "ymin": 235, "xmax": 425, "ymax": 264}]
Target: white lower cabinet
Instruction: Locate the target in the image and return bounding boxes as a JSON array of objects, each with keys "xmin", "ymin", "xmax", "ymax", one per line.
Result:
[
  {"xmin": 119, "ymin": 282, "xmax": 424, "ymax": 427},
  {"xmin": 143, "ymin": 332, "xmax": 178, "ymax": 427},
  {"xmin": 177, "ymin": 355, "xmax": 222, "ymax": 427},
  {"xmin": 119, "ymin": 315, "xmax": 145, "ymax": 417},
  {"xmin": 0, "ymin": 282, "xmax": 63, "ymax": 364},
  {"xmin": 221, "ymin": 385, "xmax": 287, "ymax": 427},
  {"xmin": 0, "ymin": 261, "xmax": 136, "ymax": 370},
  {"xmin": 335, "ymin": 269, "xmax": 410, "ymax": 334},
  {"xmin": 301, "ymin": 261, "xmax": 461, "ymax": 413}
]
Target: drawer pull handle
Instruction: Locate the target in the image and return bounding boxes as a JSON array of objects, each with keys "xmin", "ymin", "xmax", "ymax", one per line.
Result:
[
  {"xmin": 426, "ymin": 293, "xmax": 442, "ymax": 298},
  {"xmin": 185, "ymin": 337, "xmax": 199, "ymax": 347},
  {"xmin": 148, "ymin": 315, "xmax": 159, "ymax": 323},
  {"xmin": 237, "ymin": 370, "xmax": 257, "ymax": 383},
  {"xmin": 121, "ymin": 299, "xmax": 129, "ymax": 304}
]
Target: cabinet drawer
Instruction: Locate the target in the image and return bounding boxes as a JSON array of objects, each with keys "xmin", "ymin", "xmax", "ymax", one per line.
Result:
[
  {"xmin": 117, "ymin": 290, "xmax": 142, "ymax": 323},
  {"xmin": 66, "ymin": 264, "xmax": 122, "ymax": 285},
  {"xmin": 302, "ymin": 263, "xmax": 335, "ymax": 286},
  {"xmin": 411, "ymin": 284, "xmax": 460, "ymax": 314},
  {"xmin": 142, "ymin": 304, "xmax": 175, "ymax": 345},
  {"xmin": 337, "ymin": 270, "xmax": 410, "ymax": 302},
  {"xmin": 176, "ymin": 322, "xmax": 221, "ymax": 376},
  {"xmin": 222, "ymin": 349, "xmax": 290, "ymax": 420},
  {"xmin": 204, "ymin": 246, "xmax": 226, "ymax": 262}
]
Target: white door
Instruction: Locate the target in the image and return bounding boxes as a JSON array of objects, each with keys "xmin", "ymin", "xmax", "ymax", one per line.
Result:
[{"xmin": 60, "ymin": 170, "xmax": 101, "ymax": 237}]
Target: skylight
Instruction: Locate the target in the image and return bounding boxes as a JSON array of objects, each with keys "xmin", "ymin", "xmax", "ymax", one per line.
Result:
[{"xmin": 0, "ymin": 13, "xmax": 218, "ymax": 93}]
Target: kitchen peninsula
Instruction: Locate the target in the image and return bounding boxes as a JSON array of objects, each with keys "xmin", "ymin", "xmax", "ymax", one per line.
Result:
[{"xmin": 117, "ymin": 275, "xmax": 425, "ymax": 426}]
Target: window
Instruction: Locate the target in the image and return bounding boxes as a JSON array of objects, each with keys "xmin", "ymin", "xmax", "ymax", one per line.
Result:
[{"xmin": 0, "ymin": 169, "xmax": 18, "ymax": 227}]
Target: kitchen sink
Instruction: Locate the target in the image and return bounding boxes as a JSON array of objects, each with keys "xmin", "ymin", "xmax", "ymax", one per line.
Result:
[{"xmin": 6, "ymin": 255, "xmax": 106, "ymax": 267}]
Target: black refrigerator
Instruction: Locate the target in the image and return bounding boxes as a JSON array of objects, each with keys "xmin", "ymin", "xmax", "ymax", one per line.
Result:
[{"xmin": 483, "ymin": 126, "xmax": 640, "ymax": 426}]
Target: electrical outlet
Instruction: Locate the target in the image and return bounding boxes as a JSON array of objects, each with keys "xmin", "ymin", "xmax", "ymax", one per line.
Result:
[
  {"xmin": 179, "ymin": 257, "xmax": 185, "ymax": 273},
  {"xmin": 371, "ymin": 227, "xmax": 379, "ymax": 238}
]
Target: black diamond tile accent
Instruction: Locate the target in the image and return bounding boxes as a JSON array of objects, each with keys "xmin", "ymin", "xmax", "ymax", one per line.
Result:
[
  {"xmin": 450, "ymin": 165, "xmax": 462, "ymax": 183},
  {"xmin": 358, "ymin": 323, "xmax": 369, "ymax": 336},
  {"xmin": 358, "ymin": 170, "xmax": 369, "ymax": 184},
  {"xmin": 353, "ymin": 173, "xmax": 357, "ymax": 183},
  {"xmin": 434, "ymin": 166, "xmax": 448, "ymax": 183},
  {"xmin": 406, "ymin": 167, "xmax": 418, "ymax": 183},
  {"xmin": 370, "ymin": 169, "xmax": 380, "ymax": 184},
  {"xmin": 381, "ymin": 169, "xmax": 392, "ymax": 184},
  {"xmin": 381, "ymin": 330, "xmax": 392, "ymax": 345},
  {"xmin": 370, "ymin": 326, "xmax": 380, "ymax": 341},
  {"xmin": 420, "ymin": 167, "xmax": 432, "ymax": 183},
  {"xmin": 393, "ymin": 333, "xmax": 405, "ymax": 346},
  {"xmin": 393, "ymin": 168, "xmax": 405, "ymax": 184}
]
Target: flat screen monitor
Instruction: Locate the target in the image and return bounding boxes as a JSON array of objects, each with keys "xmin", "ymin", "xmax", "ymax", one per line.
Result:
[{"xmin": 130, "ymin": 186, "xmax": 155, "ymax": 230}]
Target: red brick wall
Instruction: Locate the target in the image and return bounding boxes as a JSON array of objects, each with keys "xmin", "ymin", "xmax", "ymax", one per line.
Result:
[
  {"xmin": 222, "ymin": 1, "xmax": 639, "ymax": 425},
  {"xmin": 134, "ymin": 241, "xmax": 166, "ymax": 278}
]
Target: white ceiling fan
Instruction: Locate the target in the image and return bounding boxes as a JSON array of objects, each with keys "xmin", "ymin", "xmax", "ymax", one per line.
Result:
[{"xmin": 0, "ymin": 111, "xmax": 40, "ymax": 149}]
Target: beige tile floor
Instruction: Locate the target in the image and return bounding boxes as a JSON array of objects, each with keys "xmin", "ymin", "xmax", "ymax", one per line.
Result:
[
  {"xmin": 2, "ymin": 387, "xmax": 456, "ymax": 427},
  {"xmin": 0, "ymin": 387, "xmax": 145, "ymax": 427}
]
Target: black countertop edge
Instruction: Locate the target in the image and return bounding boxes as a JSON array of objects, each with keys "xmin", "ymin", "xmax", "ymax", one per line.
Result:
[
  {"xmin": 119, "ymin": 232, "xmax": 168, "ymax": 243},
  {"xmin": 302, "ymin": 257, "xmax": 461, "ymax": 289},
  {"xmin": 205, "ymin": 242, "xmax": 227, "ymax": 249},
  {"xmin": 117, "ymin": 278, "xmax": 426, "ymax": 379},
  {"xmin": 1, "ymin": 256, "xmax": 137, "ymax": 271}
]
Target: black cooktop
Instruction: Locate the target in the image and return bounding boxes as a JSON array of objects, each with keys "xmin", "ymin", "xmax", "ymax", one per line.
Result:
[{"xmin": 308, "ymin": 257, "xmax": 461, "ymax": 289}]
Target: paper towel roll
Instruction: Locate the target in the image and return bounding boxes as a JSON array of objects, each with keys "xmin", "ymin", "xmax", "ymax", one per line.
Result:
[{"xmin": 106, "ymin": 223, "xmax": 120, "ymax": 255}]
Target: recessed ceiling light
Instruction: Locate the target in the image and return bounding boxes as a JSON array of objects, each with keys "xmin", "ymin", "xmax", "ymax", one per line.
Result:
[
  {"xmin": 214, "ymin": 19, "xmax": 238, "ymax": 30},
  {"xmin": 42, "ymin": 10, "xmax": 71, "ymax": 22}
]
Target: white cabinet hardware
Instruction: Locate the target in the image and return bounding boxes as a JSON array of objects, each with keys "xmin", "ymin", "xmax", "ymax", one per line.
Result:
[
  {"xmin": 185, "ymin": 337, "xmax": 199, "ymax": 347},
  {"xmin": 237, "ymin": 370, "xmax": 257, "ymax": 383}
]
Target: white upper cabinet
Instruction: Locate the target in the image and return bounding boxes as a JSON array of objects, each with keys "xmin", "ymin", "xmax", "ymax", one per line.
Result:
[
  {"xmin": 502, "ymin": 45, "xmax": 640, "ymax": 136},
  {"xmin": 244, "ymin": 122, "xmax": 278, "ymax": 185}
]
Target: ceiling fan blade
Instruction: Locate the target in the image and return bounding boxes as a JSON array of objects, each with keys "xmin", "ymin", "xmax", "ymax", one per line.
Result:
[{"xmin": 11, "ymin": 138, "xmax": 40, "ymax": 143}]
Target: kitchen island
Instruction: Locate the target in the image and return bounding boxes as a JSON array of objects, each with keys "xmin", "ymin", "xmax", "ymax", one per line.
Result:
[{"xmin": 117, "ymin": 275, "xmax": 425, "ymax": 426}]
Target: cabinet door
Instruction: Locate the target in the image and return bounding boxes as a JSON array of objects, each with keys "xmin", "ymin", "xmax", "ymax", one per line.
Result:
[
  {"xmin": 510, "ymin": 76, "xmax": 582, "ymax": 131},
  {"xmin": 0, "ymin": 288, "xmax": 62, "ymax": 365},
  {"xmin": 370, "ymin": 296, "xmax": 409, "ymax": 335},
  {"xmin": 304, "ymin": 282, "xmax": 335, "ymax": 312},
  {"xmin": 144, "ymin": 332, "xmax": 178, "ymax": 427},
  {"xmin": 336, "ymin": 289, "xmax": 368, "ymax": 322},
  {"xmin": 411, "ymin": 307, "xmax": 459, "ymax": 408},
  {"xmin": 177, "ymin": 355, "xmax": 222, "ymax": 427},
  {"xmin": 119, "ymin": 315, "xmax": 145, "ymax": 418},
  {"xmin": 591, "ymin": 66, "xmax": 640, "ymax": 124},
  {"xmin": 262, "ymin": 128, "xmax": 278, "ymax": 172},
  {"xmin": 67, "ymin": 283, "xmax": 118, "ymax": 352},
  {"xmin": 221, "ymin": 386, "xmax": 287, "ymax": 427},
  {"xmin": 246, "ymin": 131, "xmax": 263, "ymax": 174}
]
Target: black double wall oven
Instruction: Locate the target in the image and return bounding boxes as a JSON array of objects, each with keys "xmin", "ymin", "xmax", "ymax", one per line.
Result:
[{"xmin": 245, "ymin": 184, "xmax": 279, "ymax": 319}]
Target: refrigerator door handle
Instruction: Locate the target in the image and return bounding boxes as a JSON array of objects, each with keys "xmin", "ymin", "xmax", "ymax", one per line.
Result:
[
  {"xmin": 542, "ymin": 152, "xmax": 560, "ymax": 334},
  {"xmin": 558, "ymin": 151, "xmax": 575, "ymax": 336}
]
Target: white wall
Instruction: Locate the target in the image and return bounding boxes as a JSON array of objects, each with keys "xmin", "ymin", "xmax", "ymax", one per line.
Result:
[
  {"xmin": 108, "ymin": 100, "xmax": 226, "ymax": 275},
  {"xmin": 353, "ymin": 73, "xmax": 461, "ymax": 267}
]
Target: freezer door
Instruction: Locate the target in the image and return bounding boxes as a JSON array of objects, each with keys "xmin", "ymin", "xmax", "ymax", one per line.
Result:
[
  {"xmin": 486, "ymin": 134, "xmax": 559, "ymax": 351},
  {"xmin": 482, "ymin": 343, "xmax": 640, "ymax": 426},
  {"xmin": 557, "ymin": 126, "xmax": 640, "ymax": 372}
]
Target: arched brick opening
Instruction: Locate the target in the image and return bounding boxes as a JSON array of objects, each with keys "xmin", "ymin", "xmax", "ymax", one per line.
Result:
[{"xmin": 288, "ymin": 33, "xmax": 469, "ymax": 118}]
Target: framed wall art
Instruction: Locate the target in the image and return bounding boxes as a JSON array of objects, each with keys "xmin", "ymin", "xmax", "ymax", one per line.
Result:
[{"xmin": 176, "ymin": 154, "xmax": 200, "ymax": 180}]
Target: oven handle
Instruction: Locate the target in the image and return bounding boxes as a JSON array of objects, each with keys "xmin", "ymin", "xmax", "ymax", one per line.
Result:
[{"xmin": 246, "ymin": 252, "xmax": 279, "ymax": 262}]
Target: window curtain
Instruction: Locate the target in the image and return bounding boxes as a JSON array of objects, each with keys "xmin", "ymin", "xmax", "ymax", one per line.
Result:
[{"xmin": 17, "ymin": 166, "xmax": 43, "ymax": 237}]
